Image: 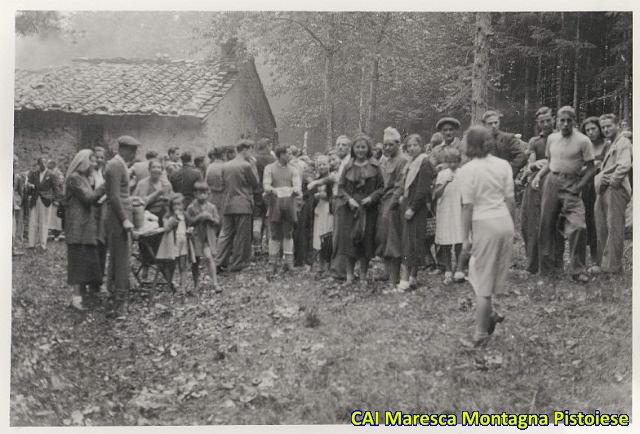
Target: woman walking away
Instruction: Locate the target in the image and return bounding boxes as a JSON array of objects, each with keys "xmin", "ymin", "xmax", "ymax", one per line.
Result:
[
  {"xmin": 64, "ymin": 149, "xmax": 106, "ymax": 310},
  {"xmin": 334, "ymin": 133, "xmax": 384, "ymax": 285},
  {"xmin": 457, "ymin": 126, "xmax": 515, "ymax": 347},
  {"xmin": 580, "ymin": 117, "xmax": 608, "ymax": 273},
  {"xmin": 392, "ymin": 134, "xmax": 434, "ymax": 293},
  {"xmin": 434, "ymin": 148, "xmax": 465, "ymax": 285}
]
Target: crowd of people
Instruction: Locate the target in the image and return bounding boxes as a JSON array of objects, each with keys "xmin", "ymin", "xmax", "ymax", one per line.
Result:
[{"xmin": 12, "ymin": 106, "xmax": 632, "ymax": 347}]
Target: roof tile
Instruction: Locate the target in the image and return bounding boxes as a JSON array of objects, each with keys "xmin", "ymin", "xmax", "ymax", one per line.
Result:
[{"xmin": 15, "ymin": 58, "xmax": 240, "ymax": 118}]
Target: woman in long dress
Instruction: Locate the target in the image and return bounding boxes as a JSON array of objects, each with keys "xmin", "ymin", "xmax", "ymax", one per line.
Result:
[
  {"xmin": 457, "ymin": 126, "xmax": 515, "ymax": 347},
  {"xmin": 334, "ymin": 133, "xmax": 384, "ymax": 284},
  {"xmin": 394, "ymin": 134, "xmax": 434, "ymax": 292},
  {"xmin": 64, "ymin": 149, "xmax": 106, "ymax": 310}
]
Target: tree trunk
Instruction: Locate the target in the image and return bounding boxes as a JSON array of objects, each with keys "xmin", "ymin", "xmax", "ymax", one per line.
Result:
[
  {"xmin": 556, "ymin": 12, "xmax": 565, "ymax": 111},
  {"xmin": 523, "ymin": 61, "xmax": 530, "ymax": 136},
  {"xmin": 623, "ymin": 68, "xmax": 630, "ymax": 125},
  {"xmin": 471, "ymin": 12, "xmax": 491, "ymax": 125},
  {"xmin": 583, "ymin": 52, "xmax": 590, "ymax": 116},
  {"xmin": 323, "ymin": 51, "xmax": 334, "ymax": 151},
  {"xmin": 623, "ymin": 27, "xmax": 631, "ymax": 125},
  {"xmin": 536, "ymin": 55, "xmax": 543, "ymax": 104},
  {"xmin": 367, "ymin": 55, "xmax": 380, "ymax": 138},
  {"xmin": 602, "ymin": 30, "xmax": 608, "ymax": 113},
  {"xmin": 556, "ymin": 54, "xmax": 564, "ymax": 111},
  {"xmin": 572, "ymin": 15, "xmax": 580, "ymax": 111},
  {"xmin": 358, "ymin": 59, "xmax": 368, "ymax": 132},
  {"xmin": 535, "ymin": 12, "xmax": 543, "ymax": 106}
]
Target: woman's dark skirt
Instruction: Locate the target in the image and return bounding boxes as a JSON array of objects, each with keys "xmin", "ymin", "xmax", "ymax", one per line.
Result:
[
  {"xmin": 67, "ymin": 243, "xmax": 103, "ymax": 286},
  {"xmin": 402, "ymin": 204, "xmax": 429, "ymax": 268}
]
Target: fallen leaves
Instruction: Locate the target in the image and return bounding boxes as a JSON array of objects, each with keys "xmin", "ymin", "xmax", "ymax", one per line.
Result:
[{"xmin": 10, "ymin": 241, "xmax": 633, "ymax": 425}]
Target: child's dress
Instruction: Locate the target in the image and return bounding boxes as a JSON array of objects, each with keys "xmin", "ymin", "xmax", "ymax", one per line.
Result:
[
  {"xmin": 434, "ymin": 168, "xmax": 464, "ymax": 245},
  {"xmin": 312, "ymin": 184, "xmax": 333, "ymax": 251},
  {"xmin": 185, "ymin": 200, "xmax": 220, "ymax": 258},
  {"xmin": 156, "ymin": 213, "xmax": 193, "ymax": 262}
]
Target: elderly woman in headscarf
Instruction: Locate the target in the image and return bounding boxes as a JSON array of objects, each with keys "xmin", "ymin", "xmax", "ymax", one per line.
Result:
[
  {"xmin": 334, "ymin": 133, "xmax": 384, "ymax": 285},
  {"xmin": 64, "ymin": 149, "xmax": 106, "ymax": 310}
]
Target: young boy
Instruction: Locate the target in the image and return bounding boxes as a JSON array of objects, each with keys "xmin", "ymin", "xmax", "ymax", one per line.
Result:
[
  {"xmin": 263, "ymin": 144, "xmax": 302, "ymax": 273},
  {"xmin": 185, "ymin": 181, "xmax": 222, "ymax": 292}
]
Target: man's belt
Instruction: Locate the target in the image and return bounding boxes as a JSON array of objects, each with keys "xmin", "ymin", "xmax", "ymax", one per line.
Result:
[{"xmin": 549, "ymin": 170, "xmax": 579, "ymax": 178}]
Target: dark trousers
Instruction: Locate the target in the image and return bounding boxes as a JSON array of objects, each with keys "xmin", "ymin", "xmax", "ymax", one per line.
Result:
[
  {"xmin": 521, "ymin": 181, "xmax": 564, "ymax": 273},
  {"xmin": 437, "ymin": 243, "xmax": 462, "ymax": 272},
  {"xmin": 217, "ymin": 214, "xmax": 252, "ymax": 271},
  {"xmin": 106, "ymin": 225, "xmax": 130, "ymax": 300},
  {"xmin": 581, "ymin": 180, "xmax": 599, "ymax": 264},
  {"xmin": 595, "ymin": 186, "xmax": 630, "ymax": 273},
  {"xmin": 89, "ymin": 240, "xmax": 108, "ymax": 291},
  {"xmin": 539, "ymin": 172, "xmax": 586, "ymax": 276}
]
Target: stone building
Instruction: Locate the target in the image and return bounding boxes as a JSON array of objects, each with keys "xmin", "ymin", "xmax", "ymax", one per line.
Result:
[{"xmin": 14, "ymin": 55, "xmax": 277, "ymax": 170}]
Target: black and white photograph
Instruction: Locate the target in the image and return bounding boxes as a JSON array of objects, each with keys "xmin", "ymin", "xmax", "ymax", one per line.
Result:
[{"xmin": 8, "ymin": 7, "xmax": 634, "ymax": 428}]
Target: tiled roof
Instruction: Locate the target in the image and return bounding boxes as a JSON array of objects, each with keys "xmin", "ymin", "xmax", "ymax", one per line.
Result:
[{"xmin": 14, "ymin": 57, "xmax": 240, "ymax": 119}]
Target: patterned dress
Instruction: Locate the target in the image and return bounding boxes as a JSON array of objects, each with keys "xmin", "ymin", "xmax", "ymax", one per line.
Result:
[{"xmin": 434, "ymin": 168, "xmax": 464, "ymax": 245}]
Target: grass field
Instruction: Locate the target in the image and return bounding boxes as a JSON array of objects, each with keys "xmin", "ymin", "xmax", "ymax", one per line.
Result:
[{"xmin": 10, "ymin": 233, "xmax": 631, "ymax": 426}]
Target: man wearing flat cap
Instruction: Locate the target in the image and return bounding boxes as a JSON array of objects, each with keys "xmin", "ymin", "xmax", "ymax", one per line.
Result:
[
  {"xmin": 431, "ymin": 117, "xmax": 464, "ymax": 170},
  {"xmin": 104, "ymin": 135, "xmax": 139, "ymax": 317}
]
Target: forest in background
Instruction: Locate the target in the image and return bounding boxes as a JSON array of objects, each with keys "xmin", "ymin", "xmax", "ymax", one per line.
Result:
[{"xmin": 16, "ymin": 11, "xmax": 632, "ymax": 153}]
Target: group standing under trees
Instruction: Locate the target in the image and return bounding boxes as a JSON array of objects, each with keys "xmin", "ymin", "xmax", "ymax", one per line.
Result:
[{"xmin": 13, "ymin": 11, "xmax": 632, "ymax": 346}]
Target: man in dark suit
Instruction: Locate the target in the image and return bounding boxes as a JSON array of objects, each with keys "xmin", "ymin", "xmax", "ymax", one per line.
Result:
[
  {"xmin": 217, "ymin": 139, "xmax": 260, "ymax": 272},
  {"xmin": 104, "ymin": 136, "xmax": 139, "ymax": 317},
  {"xmin": 169, "ymin": 151, "xmax": 203, "ymax": 208},
  {"xmin": 26, "ymin": 157, "xmax": 58, "ymax": 250}
]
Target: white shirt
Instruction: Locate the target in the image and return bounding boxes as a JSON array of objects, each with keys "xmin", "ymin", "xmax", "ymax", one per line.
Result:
[{"xmin": 457, "ymin": 154, "xmax": 514, "ymax": 221}]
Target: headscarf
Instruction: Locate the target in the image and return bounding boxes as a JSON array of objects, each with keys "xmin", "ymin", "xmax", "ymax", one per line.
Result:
[
  {"xmin": 64, "ymin": 149, "xmax": 94, "ymax": 194},
  {"xmin": 383, "ymin": 127, "xmax": 401, "ymax": 143},
  {"xmin": 403, "ymin": 153, "xmax": 428, "ymax": 198}
]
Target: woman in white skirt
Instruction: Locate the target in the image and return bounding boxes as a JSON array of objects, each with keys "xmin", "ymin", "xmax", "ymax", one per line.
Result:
[{"xmin": 457, "ymin": 126, "xmax": 515, "ymax": 347}]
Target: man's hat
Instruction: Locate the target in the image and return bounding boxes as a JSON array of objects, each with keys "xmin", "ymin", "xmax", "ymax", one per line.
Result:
[
  {"xmin": 116, "ymin": 135, "xmax": 141, "ymax": 147},
  {"xmin": 435, "ymin": 117, "xmax": 461, "ymax": 131}
]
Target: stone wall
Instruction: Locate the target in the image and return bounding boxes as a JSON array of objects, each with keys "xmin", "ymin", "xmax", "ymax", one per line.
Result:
[{"xmin": 13, "ymin": 111, "xmax": 80, "ymax": 172}]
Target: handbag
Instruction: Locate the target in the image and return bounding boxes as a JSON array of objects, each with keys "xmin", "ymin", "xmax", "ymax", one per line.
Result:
[{"xmin": 425, "ymin": 216, "xmax": 436, "ymax": 238}]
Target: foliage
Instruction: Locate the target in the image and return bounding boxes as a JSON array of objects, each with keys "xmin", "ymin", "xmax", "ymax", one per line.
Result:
[
  {"xmin": 15, "ymin": 11, "xmax": 62, "ymax": 37},
  {"xmin": 15, "ymin": 12, "xmax": 632, "ymax": 148}
]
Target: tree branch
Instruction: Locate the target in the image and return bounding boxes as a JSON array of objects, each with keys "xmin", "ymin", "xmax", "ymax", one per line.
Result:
[{"xmin": 273, "ymin": 16, "xmax": 332, "ymax": 53}]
